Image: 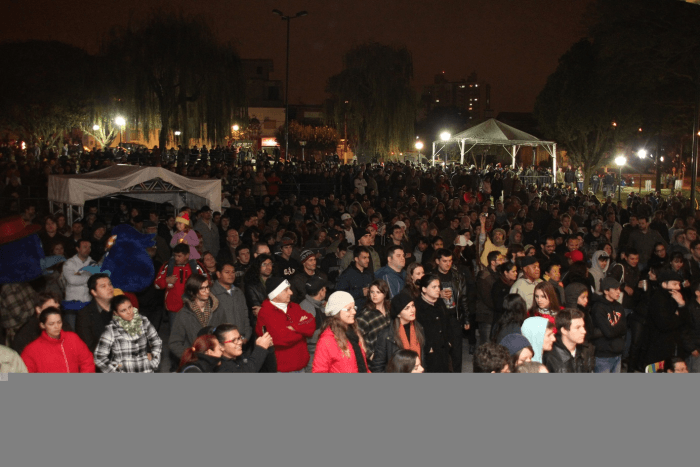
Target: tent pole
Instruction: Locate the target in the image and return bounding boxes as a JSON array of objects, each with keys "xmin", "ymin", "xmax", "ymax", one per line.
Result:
[
  {"xmin": 512, "ymin": 145, "xmax": 516, "ymax": 168},
  {"xmin": 460, "ymin": 140, "xmax": 465, "ymax": 165},
  {"xmin": 432, "ymin": 142, "xmax": 436, "ymax": 167},
  {"xmin": 552, "ymin": 143, "xmax": 557, "ymax": 186}
]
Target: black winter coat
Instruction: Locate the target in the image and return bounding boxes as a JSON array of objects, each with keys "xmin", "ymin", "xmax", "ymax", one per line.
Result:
[
  {"xmin": 217, "ymin": 345, "xmax": 269, "ymax": 373},
  {"xmin": 415, "ymin": 296, "xmax": 451, "ymax": 373},
  {"xmin": 370, "ymin": 323, "xmax": 427, "ymax": 373},
  {"xmin": 544, "ymin": 338, "xmax": 596, "ymax": 373},
  {"xmin": 683, "ymin": 299, "xmax": 700, "ymax": 354},
  {"xmin": 643, "ymin": 288, "xmax": 686, "ymax": 365},
  {"xmin": 179, "ymin": 353, "xmax": 221, "ymax": 373}
]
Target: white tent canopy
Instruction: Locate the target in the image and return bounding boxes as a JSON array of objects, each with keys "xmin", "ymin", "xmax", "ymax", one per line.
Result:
[
  {"xmin": 432, "ymin": 118, "xmax": 557, "ymax": 173},
  {"xmin": 48, "ymin": 165, "xmax": 222, "ymax": 224}
]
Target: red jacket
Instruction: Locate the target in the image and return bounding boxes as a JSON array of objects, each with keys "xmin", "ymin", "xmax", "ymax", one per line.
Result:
[
  {"xmin": 312, "ymin": 327, "xmax": 370, "ymax": 373},
  {"xmin": 154, "ymin": 260, "xmax": 209, "ymax": 312},
  {"xmin": 255, "ymin": 300, "xmax": 315, "ymax": 372},
  {"xmin": 21, "ymin": 330, "xmax": 95, "ymax": 373}
]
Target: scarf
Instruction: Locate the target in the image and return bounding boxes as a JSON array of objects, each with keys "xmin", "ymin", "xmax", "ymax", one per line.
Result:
[
  {"xmin": 192, "ymin": 299, "xmax": 213, "ymax": 328},
  {"xmin": 398, "ymin": 322, "xmax": 421, "ymax": 358},
  {"xmin": 345, "ymin": 327, "xmax": 368, "ymax": 373},
  {"xmin": 113, "ymin": 309, "xmax": 144, "ymax": 337}
]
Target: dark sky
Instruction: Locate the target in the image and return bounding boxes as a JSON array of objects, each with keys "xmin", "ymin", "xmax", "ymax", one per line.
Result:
[{"xmin": 2, "ymin": 0, "xmax": 593, "ymax": 114}]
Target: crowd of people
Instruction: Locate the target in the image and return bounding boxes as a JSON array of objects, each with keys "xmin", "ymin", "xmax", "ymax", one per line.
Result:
[{"xmin": 1, "ymin": 141, "xmax": 699, "ymax": 374}]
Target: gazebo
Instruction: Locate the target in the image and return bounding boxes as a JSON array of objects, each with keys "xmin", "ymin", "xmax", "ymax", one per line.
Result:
[
  {"xmin": 432, "ymin": 118, "xmax": 557, "ymax": 174},
  {"xmin": 48, "ymin": 165, "xmax": 222, "ymax": 224}
]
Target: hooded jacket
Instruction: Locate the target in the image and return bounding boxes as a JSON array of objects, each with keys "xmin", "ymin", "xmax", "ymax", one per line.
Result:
[
  {"xmin": 521, "ymin": 317, "xmax": 549, "ymax": 363},
  {"xmin": 589, "ymin": 292, "xmax": 627, "ymax": 357},
  {"xmin": 588, "ymin": 250, "xmax": 609, "ymax": 294}
]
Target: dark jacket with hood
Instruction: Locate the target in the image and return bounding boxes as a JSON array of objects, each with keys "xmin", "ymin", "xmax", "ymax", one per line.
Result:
[
  {"xmin": 179, "ymin": 353, "xmax": 221, "ymax": 373},
  {"xmin": 589, "ymin": 292, "xmax": 627, "ymax": 357},
  {"xmin": 544, "ymin": 336, "xmax": 595, "ymax": 373}
]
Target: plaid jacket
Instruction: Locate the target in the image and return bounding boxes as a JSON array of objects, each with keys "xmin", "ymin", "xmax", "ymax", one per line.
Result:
[
  {"xmin": 93, "ymin": 315, "xmax": 162, "ymax": 373},
  {"xmin": 356, "ymin": 307, "xmax": 391, "ymax": 361},
  {"xmin": 0, "ymin": 282, "xmax": 35, "ymax": 334}
]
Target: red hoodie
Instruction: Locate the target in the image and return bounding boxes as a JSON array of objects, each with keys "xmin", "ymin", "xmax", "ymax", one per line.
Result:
[
  {"xmin": 154, "ymin": 260, "xmax": 210, "ymax": 312},
  {"xmin": 21, "ymin": 330, "xmax": 95, "ymax": 373}
]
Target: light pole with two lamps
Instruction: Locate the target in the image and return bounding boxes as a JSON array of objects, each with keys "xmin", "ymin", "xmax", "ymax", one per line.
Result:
[
  {"xmin": 272, "ymin": 8, "xmax": 308, "ymax": 162},
  {"xmin": 615, "ymin": 155, "xmax": 627, "ymax": 202}
]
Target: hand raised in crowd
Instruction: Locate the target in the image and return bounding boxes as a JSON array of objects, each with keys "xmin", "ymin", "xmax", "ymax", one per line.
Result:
[
  {"xmin": 256, "ymin": 332, "xmax": 273, "ymax": 349},
  {"xmin": 670, "ymin": 289, "xmax": 685, "ymax": 308}
]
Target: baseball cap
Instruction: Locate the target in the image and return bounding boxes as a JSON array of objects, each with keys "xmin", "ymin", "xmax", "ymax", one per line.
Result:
[
  {"xmin": 600, "ymin": 277, "xmax": 621, "ymax": 292},
  {"xmin": 341, "ymin": 213, "xmax": 352, "ymax": 221}
]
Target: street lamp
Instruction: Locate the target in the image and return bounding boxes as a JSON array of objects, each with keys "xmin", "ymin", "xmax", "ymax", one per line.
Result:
[
  {"xmin": 440, "ymin": 132, "xmax": 451, "ymax": 166},
  {"xmin": 115, "ymin": 116, "xmax": 126, "ymax": 146},
  {"xmin": 615, "ymin": 155, "xmax": 627, "ymax": 201},
  {"xmin": 415, "ymin": 141, "xmax": 423, "ymax": 165},
  {"xmin": 272, "ymin": 8, "xmax": 308, "ymax": 161},
  {"xmin": 299, "ymin": 140, "xmax": 307, "ymax": 161},
  {"xmin": 637, "ymin": 149, "xmax": 648, "ymax": 193},
  {"xmin": 232, "ymin": 124, "xmax": 239, "ymax": 132},
  {"xmin": 92, "ymin": 124, "xmax": 100, "ymax": 131}
]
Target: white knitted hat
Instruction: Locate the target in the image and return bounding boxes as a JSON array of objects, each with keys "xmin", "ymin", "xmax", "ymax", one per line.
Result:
[{"xmin": 324, "ymin": 291, "xmax": 355, "ymax": 317}]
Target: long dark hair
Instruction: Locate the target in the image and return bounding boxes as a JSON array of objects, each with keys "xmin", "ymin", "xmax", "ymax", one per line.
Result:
[
  {"xmin": 110, "ymin": 295, "xmax": 132, "ymax": 315},
  {"xmin": 490, "ymin": 294, "xmax": 528, "ymax": 343},
  {"xmin": 386, "ymin": 349, "xmax": 420, "ymax": 373},
  {"xmin": 243, "ymin": 254, "xmax": 273, "ymax": 286},
  {"xmin": 528, "ymin": 281, "xmax": 561, "ymax": 315},
  {"xmin": 365, "ymin": 279, "xmax": 391, "ymax": 313},
  {"xmin": 391, "ymin": 316, "xmax": 425, "ymax": 350},
  {"xmin": 404, "ymin": 262, "xmax": 424, "ymax": 298}
]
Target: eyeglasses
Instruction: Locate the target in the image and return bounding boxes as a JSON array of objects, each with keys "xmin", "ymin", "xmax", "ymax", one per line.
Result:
[
  {"xmin": 224, "ymin": 336, "xmax": 243, "ymax": 344},
  {"xmin": 199, "ymin": 285, "xmax": 210, "ymax": 290}
]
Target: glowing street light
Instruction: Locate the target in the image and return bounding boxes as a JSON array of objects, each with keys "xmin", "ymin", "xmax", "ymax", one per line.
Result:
[
  {"xmin": 232, "ymin": 124, "xmax": 240, "ymax": 132},
  {"xmin": 615, "ymin": 155, "xmax": 626, "ymax": 201},
  {"xmin": 92, "ymin": 124, "xmax": 100, "ymax": 131},
  {"xmin": 637, "ymin": 149, "xmax": 647, "ymax": 159},
  {"xmin": 115, "ymin": 116, "xmax": 126, "ymax": 146},
  {"xmin": 415, "ymin": 141, "xmax": 424, "ymax": 151},
  {"xmin": 440, "ymin": 131, "xmax": 451, "ymax": 142},
  {"xmin": 174, "ymin": 131, "xmax": 181, "ymax": 136}
]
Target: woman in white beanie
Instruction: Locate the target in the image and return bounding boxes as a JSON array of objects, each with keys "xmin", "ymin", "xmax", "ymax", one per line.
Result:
[{"xmin": 312, "ymin": 291, "xmax": 370, "ymax": 373}]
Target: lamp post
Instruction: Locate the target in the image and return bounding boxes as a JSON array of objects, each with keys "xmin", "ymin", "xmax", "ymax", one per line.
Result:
[
  {"xmin": 615, "ymin": 155, "xmax": 626, "ymax": 202},
  {"xmin": 440, "ymin": 131, "xmax": 451, "ymax": 166},
  {"xmin": 637, "ymin": 149, "xmax": 647, "ymax": 194},
  {"xmin": 115, "ymin": 116, "xmax": 126, "ymax": 146},
  {"xmin": 415, "ymin": 141, "xmax": 423, "ymax": 165},
  {"xmin": 299, "ymin": 140, "xmax": 306, "ymax": 161},
  {"xmin": 272, "ymin": 8, "xmax": 308, "ymax": 162}
]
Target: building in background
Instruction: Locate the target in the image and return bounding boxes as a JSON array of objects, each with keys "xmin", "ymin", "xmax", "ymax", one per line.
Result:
[{"xmin": 420, "ymin": 71, "xmax": 493, "ymax": 121}]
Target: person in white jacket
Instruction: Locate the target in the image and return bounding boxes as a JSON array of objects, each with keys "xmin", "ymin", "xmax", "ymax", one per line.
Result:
[{"xmin": 62, "ymin": 239, "xmax": 97, "ymax": 304}]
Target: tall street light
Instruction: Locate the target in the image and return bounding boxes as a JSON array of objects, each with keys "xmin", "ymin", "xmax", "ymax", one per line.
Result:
[
  {"xmin": 115, "ymin": 116, "xmax": 126, "ymax": 146},
  {"xmin": 272, "ymin": 8, "xmax": 308, "ymax": 162},
  {"xmin": 415, "ymin": 141, "xmax": 423, "ymax": 164},
  {"xmin": 440, "ymin": 131, "xmax": 451, "ymax": 166},
  {"xmin": 615, "ymin": 155, "xmax": 627, "ymax": 202}
]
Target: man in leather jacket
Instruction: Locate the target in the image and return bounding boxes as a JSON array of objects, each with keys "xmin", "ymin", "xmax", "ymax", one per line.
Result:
[
  {"xmin": 544, "ymin": 308, "xmax": 595, "ymax": 373},
  {"xmin": 433, "ymin": 248, "xmax": 472, "ymax": 372}
]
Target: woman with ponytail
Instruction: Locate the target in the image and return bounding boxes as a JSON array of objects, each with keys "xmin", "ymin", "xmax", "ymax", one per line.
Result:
[{"xmin": 177, "ymin": 334, "xmax": 222, "ymax": 373}]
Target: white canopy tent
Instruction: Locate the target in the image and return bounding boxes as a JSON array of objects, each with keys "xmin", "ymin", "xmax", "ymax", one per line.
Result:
[
  {"xmin": 48, "ymin": 165, "xmax": 222, "ymax": 224},
  {"xmin": 432, "ymin": 118, "xmax": 557, "ymax": 174}
]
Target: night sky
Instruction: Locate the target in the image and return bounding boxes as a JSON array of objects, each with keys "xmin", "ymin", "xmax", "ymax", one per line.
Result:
[{"xmin": 2, "ymin": 0, "xmax": 594, "ymax": 114}]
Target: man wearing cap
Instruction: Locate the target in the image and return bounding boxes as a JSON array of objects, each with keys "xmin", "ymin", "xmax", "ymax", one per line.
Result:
[
  {"xmin": 193, "ymin": 206, "xmax": 220, "ymax": 258},
  {"xmin": 255, "ymin": 277, "xmax": 316, "ymax": 372},
  {"xmin": 590, "ymin": 277, "xmax": 627, "ymax": 373},
  {"xmin": 510, "ymin": 256, "xmax": 543, "ymax": 308},
  {"xmin": 643, "ymin": 270, "xmax": 687, "ymax": 368},
  {"xmin": 299, "ymin": 276, "xmax": 329, "ymax": 372},
  {"xmin": 374, "ymin": 245, "xmax": 406, "ymax": 299},
  {"xmin": 274, "ymin": 236, "xmax": 302, "ymax": 279},
  {"xmin": 341, "ymin": 213, "xmax": 360, "ymax": 246},
  {"xmin": 290, "ymin": 250, "xmax": 328, "ymax": 304},
  {"xmin": 337, "ymin": 246, "xmax": 374, "ymax": 309}
]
